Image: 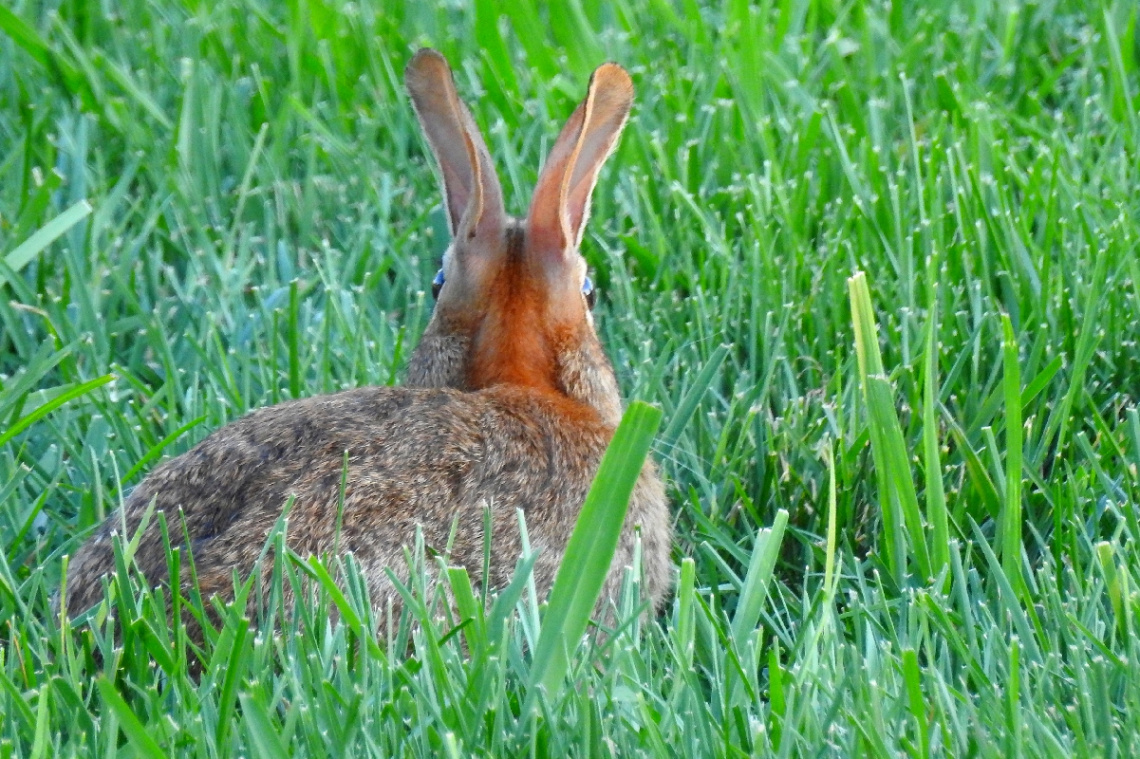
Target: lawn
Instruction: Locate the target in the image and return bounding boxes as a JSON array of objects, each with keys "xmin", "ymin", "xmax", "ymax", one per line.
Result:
[{"xmin": 2, "ymin": 0, "xmax": 1139, "ymax": 755}]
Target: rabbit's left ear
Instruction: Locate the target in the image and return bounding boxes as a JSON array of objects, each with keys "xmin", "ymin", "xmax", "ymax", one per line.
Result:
[{"xmin": 527, "ymin": 63, "xmax": 633, "ymax": 256}]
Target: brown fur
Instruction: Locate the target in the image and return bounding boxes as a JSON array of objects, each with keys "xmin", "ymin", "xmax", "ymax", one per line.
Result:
[{"xmin": 65, "ymin": 49, "xmax": 672, "ymax": 637}]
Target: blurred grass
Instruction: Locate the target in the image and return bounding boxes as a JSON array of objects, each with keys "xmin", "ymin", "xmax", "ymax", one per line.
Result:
[{"xmin": 2, "ymin": 0, "xmax": 1140, "ymax": 755}]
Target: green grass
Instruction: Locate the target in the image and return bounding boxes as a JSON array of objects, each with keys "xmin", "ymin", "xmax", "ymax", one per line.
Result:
[{"xmin": 3, "ymin": 0, "xmax": 1140, "ymax": 755}]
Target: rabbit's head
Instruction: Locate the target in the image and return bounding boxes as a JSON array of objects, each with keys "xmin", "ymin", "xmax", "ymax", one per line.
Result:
[{"xmin": 404, "ymin": 49, "xmax": 632, "ymax": 428}]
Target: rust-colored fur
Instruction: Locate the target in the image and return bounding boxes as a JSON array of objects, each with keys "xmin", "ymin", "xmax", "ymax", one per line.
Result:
[{"xmin": 65, "ymin": 50, "xmax": 672, "ymax": 636}]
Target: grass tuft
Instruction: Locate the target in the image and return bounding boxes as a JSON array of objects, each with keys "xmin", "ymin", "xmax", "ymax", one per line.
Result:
[{"xmin": 3, "ymin": 0, "xmax": 1140, "ymax": 754}]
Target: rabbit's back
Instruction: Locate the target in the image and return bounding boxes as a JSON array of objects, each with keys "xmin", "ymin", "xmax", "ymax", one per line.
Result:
[{"xmin": 66, "ymin": 385, "xmax": 669, "ymax": 618}]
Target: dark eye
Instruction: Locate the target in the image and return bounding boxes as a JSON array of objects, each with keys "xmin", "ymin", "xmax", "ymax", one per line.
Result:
[
  {"xmin": 431, "ymin": 269, "xmax": 445, "ymax": 300},
  {"xmin": 582, "ymin": 275, "xmax": 597, "ymax": 310}
]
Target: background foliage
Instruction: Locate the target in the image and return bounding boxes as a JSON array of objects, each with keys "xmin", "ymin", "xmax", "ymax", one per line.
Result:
[{"xmin": 1, "ymin": 0, "xmax": 1139, "ymax": 755}]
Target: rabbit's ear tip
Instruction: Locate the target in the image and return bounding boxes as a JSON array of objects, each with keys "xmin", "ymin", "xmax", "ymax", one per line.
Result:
[
  {"xmin": 592, "ymin": 62, "xmax": 629, "ymax": 82},
  {"xmin": 411, "ymin": 47, "xmax": 445, "ymax": 62},
  {"xmin": 591, "ymin": 62, "xmax": 633, "ymax": 88},
  {"xmin": 406, "ymin": 48, "xmax": 451, "ymax": 79}
]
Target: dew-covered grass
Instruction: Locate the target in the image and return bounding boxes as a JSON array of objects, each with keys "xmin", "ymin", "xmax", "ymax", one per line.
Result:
[{"xmin": 2, "ymin": 0, "xmax": 1139, "ymax": 755}]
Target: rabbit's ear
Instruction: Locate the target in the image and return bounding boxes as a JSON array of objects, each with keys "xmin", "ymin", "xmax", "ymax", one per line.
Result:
[
  {"xmin": 406, "ymin": 49, "xmax": 505, "ymax": 241},
  {"xmin": 527, "ymin": 63, "xmax": 633, "ymax": 256}
]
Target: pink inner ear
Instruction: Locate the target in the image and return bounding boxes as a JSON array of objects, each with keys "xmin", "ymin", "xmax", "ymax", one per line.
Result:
[
  {"xmin": 527, "ymin": 63, "xmax": 633, "ymax": 260},
  {"xmin": 527, "ymin": 102, "xmax": 587, "ymax": 255},
  {"xmin": 562, "ymin": 77, "xmax": 633, "ymax": 241}
]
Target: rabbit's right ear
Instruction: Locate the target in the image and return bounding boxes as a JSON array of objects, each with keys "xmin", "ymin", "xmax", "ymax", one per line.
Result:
[
  {"xmin": 406, "ymin": 49, "xmax": 505, "ymax": 241},
  {"xmin": 527, "ymin": 63, "xmax": 633, "ymax": 257}
]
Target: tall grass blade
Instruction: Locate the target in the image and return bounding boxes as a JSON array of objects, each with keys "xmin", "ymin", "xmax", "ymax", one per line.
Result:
[
  {"xmin": 659, "ymin": 343, "xmax": 729, "ymax": 451},
  {"xmin": 849, "ymin": 272, "xmax": 931, "ymax": 583},
  {"xmin": 1000, "ymin": 314, "xmax": 1024, "ymax": 594},
  {"xmin": 524, "ymin": 401, "xmax": 663, "ymax": 715},
  {"xmin": 731, "ymin": 509, "xmax": 788, "ymax": 644},
  {"xmin": 669, "ymin": 556, "xmax": 696, "ymax": 703},
  {"xmin": 922, "ymin": 304, "xmax": 950, "ymax": 579},
  {"xmin": 824, "ymin": 441, "xmax": 839, "ymax": 601},
  {"xmin": 240, "ymin": 692, "xmax": 291, "ymax": 759},
  {"xmin": 850, "ymin": 272, "xmax": 902, "ymax": 582},
  {"xmin": 902, "ymin": 648, "xmax": 929, "ymax": 759}
]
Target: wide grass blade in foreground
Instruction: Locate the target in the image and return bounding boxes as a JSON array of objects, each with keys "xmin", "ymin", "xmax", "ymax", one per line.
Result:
[{"xmin": 525, "ymin": 400, "xmax": 662, "ymax": 714}]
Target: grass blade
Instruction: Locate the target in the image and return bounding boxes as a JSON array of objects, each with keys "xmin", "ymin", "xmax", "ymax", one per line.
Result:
[
  {"xmin": 731, "ymin": 509, "xmax": 788, "ymax": 644},
  {"xmin": 659, "ymin": 343, "xmax": 729, "ymax": 451},
  {"xmin": 923, "ymin": 304, "xmax": 950, "ymax": 579},
  {"xmin": 240, "ymin": 692, "xmax": 291, "ymax": 759},
  {"xmin": 850, "ymin": 272, "xmax": 932, "ymax": 582},
  {"xmin": 1, "ymin": 200, "xmax": 92, "ymax": 290},
  {"xmin": 1000, "ymin": 314, "xmax": 1024, "ymax": 594},
  {"xmin": 0, "ymin": 5, "xmax": 58, "ymax": 71},
  {"xmin": 524, "ymin": 401, "xmax": 663, "ymax": 714},
  {"xmin": 96, "ymin": 677, "xmax": 165, "ymax": 759},
  {"xmin": 850, "ymin": 273, "xmax": 902, "ymax": 582},
  {"xmin": 0, "ymin": 375, "xmax": 114, "ymax": 448},
  {"xmin": 902, "ymin": 648, "xmax": 929, "ymax": 759},
  {"xmin": 823, "ymin": 441, "xmax": 839, "ymax": 602}
]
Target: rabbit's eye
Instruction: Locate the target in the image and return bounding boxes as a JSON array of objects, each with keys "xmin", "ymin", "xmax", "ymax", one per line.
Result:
[
  {"xmin": 582, "ymin": 276, "xmax": 597, "ymax": 310},
  {"xmin": 431, "ymin": 269, "xmax": 445, "ymax": 300}
]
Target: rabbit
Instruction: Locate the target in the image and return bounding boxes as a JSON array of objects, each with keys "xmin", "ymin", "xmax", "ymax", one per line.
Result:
[{"xmin": 63, "ymin": 49, "xmax": 672, "ymax": 641}]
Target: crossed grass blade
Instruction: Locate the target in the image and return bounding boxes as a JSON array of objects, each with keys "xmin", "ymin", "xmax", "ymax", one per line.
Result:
[{"xmin": 849, "ymin": 271, "xmax": 931, "ymax": 584}]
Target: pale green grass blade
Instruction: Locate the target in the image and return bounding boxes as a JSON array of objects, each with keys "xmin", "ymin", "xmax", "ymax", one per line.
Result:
[
  {"xmin": 0, "ymin": 375, "xmax": 113, "ymax": 448},
  {"xmin": 1, "ymin": 200, "xmax": 92, "ymax": 290},
  {"xmin": 1007, "ymin": 637, "xmax": 1023, "ymax": 756},
  {"xmin": 849, "ymin": 272, "xmax": 902, "ymax": 581},
  {"xmin": 902, "ymin": 648, "xmax": 929, "ymax": 759},
  {"xmin": 1095, "ymin": 541, "xmax": 1124, "ymax": 640},
  {"xmin": 824, "ymin": 440, "xmax": 839, "ymax": 601},
  {"xmin": 849, "ymin": 272, "xmax": 931, "ymax": 582},
  {"xmin": 731, "ymin": 509, "xmax": 788, "ymax": 644},
  {"xmin": 240, "ymin": 692, "xmax": 292, "ymax": 759},
  {"xmin": 669, "ymin": 556, "xmax": 696, "ymax": 704},
  {"xmin": 1000, "ymin": 314, "xmax": 1024, "ymax": 594},
  {"xmin": 28, "ymin": 674, "xmax": 50, "ymax": 759},
  {"xmin": 922, "ymin": 305, "xmax": 950, "ymax": 579},
  {"xmin": 95, "ymin": 677, "xmax": 166, "ymax": 759},
  {"xmin": 446, "ymin": 566, "xmax": 485, "ymax": 654}
]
